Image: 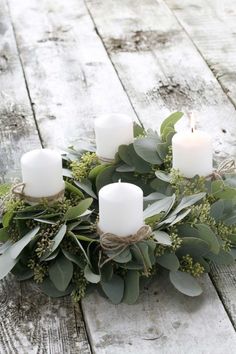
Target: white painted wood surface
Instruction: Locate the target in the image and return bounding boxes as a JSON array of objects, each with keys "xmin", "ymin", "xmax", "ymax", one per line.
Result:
[
  {"xmin": 86, "ymin": 0, "xmax": 236, "ymax": 159},
  {"xmin": 82, "ymin": 273, "xmax": 236, "ymax": 354},
  {"xmin": 7, "ymin": 0, "xmax": 136, "ymax": 149},
  {"xmin": 165, "ymin": 0, "xmax": 236, "ymax": 108},
  {"xmin": 0, "ymin": 0, "xmax": 40, "ymax": 183},
  {"xmin": 1, "ymin": 0, "xmax": 236, "ymax": 352}
]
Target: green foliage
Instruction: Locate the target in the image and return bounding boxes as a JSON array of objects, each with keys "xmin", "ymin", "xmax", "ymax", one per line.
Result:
[{"xmin": 0, "ymin": 112, "xmax": 236, "ymax": 304}]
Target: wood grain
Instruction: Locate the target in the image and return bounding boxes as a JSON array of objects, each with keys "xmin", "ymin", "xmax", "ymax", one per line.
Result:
[
  {"xmin": 165, "ymin": 0, "xmax": 236, "ymax": 108},
  {"xmin": 86, "ymin": 0, "xmax": 236, "ymax": 159},
  {"xmin": 82, "ymin": 273, "xmax": 236, "ymax": 354},
  {"xmin": 7, "ymin": 0, "xmax": 136, "ymax": 149},
  {"xmin": 0, "ymin": 0, "xmax": 40, "ymax": 183},
  {"xmin": 0, "ymin": 0, "xmax": 90, "ymax": 352}
]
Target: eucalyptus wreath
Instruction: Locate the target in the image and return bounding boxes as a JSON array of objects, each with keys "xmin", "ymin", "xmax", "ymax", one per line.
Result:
[{"xmin": 0, "ymin": 112, "xmax": 236, "ymax": 304}]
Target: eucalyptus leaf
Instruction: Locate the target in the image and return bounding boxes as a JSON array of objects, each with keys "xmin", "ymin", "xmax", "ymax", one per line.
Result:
[
  {"xmin": 74, "ymin": 179, "xmax": 97, "ymax": 199},
  {"xmin": 210, "ymin": 200, "xmax": 224, "ymax": 221},
  {"xmin": 49, "ymin": 254, "xmax": 73, "ymax": 292},
  {"xmin": 107, "ymin": 248, "xmax": 132, "ymax": 264},
  {"xmin": 9, "ymin": 226, "xmax": 40, "ymax": 259},
  {"xmin": 96, "ymin": 166, "xmax": 116, "ymax": 191},
  {"xmin": 0, "ymin": 247, "xmax": 18, "ymax": 279},
  {"xmin": 173, "ymin": 192, "xmax": 206, "ymax": 215},
  {"xmin": 123, "ymin": 270, "xmax": 140, "ymax": 305},
  {"xmin": 160, "ymin": 112, "xmax": 183, "ymax": 138},
  {"xmin": 84, "ymin": 264, "xmax": 101, "ymax": 283},
  {"xmin": 177, "ymin": 237, "xmax": 210, "ymax": 257},
  {"xmin": 133, "ymin": 122, "xmax": 145, "ymax": 137},
  {"xmin": 133, "ymin": 136, "xmax": 162, "ymax": 164},
  {"xmin": 206, "ymin": 250, "xmax": 234, "ymax": 265},
  {"xmin": 100, "ymin": 262, "xmax": 113, "ymax": 282},
  {"xmin": 41, "ymin": 224, "xmax": 67, "ymax": 260},
  {"xmin": 144, "ymin": 195, "xmax": 175, "ymax": 219},
  {"xmin": 40, "ymin": 278, "xmax": 73, "ymax": 298},
  {"xmin": 62, "ymin": 249, "xmax": 84, "ymax": 268},
  {"xmin": 64, "ymin": 198, "xmax": 93, "ymax": 221},
  {"xmin": 2, "ymin": 211, "xmax": 13, "ymax": 227},
  {"xmin": 101, "ymin": 274, "xmax": 124, "ymax": 304},
  {"xmin": 196, "ymin": 224, "xmax": 220, "ymax": 254},
  {"xmin": 0, "ymin": 240, "xmax": 12, "ymax": 254},
  {"xmin": 156, "ymin": 253, "xmax": 180, "ymax": 271},
  {"xmin": 43, "ymin": 248, "xmax": 60, "ymax": 261},
  {"xmin": 169, "ymin": 270, "xmax": 203, "ymax": 297},
  {"xmin": 0, "ymin": 227, "xmax": 9, "ymax": 242},
  {"xmin": 88, "ymin": 164, "xmax": 108, "ymax": 181},
  {"xmin": 155, "ymin": 170, "xmax": 171, "ymax": 182},
  {"xmin": 116, "ymin": 164, "xmax": 135, "ymax": 172},
  {"xmin": 153, "ymin": 230, "xmax": 172, "ymax": 246},
  {"xmin": 65, "ymin": 180, "xmax": 84, "ymax": 198}
]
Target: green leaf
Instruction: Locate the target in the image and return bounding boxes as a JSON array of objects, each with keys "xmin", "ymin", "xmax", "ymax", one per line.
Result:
[
  {"xmin": 49, "ymin": 254, "xmax": 73, "ymax": 292},
  {"xmin": 64, "ymin": 198, "xmax": 93, "ymax": 221},
  {"xmin": 123, "ymin": 270, "xmax": 140, "ymax": 304},
  {"xmin": 74, "ymin": 179, "xmax": 97, "ymax": 199},
  {"xmin": 11, "ymin": 262, "xmax": 34, "ymax": 281},
  {"xmin": 196, "ymin": 224, "xmax": 220, "ymax": 254},
  {"xmin": 160, "ymin": 112, "xmax": 183, "ymax": 138},
  {"xmin": 169, "ymin": 270, "xmax": 203, "ymax": 297},
  {"xmin": 101, "ymin": 274, "xmax": 124, "ymax": 304},
  {"xmin": 177, "ymin": 237, "xmax": 210, "ymax": 257},
  {"xmin": 206, "ymin": 250, "xmax": 234, "ymax": 265},
  {"xmin": 119, "ymin": 262, "xmax": 144, "ymax": 270},
  {"xmin": 62, "ymin": 249, "xmax": 84, "ymax": 268},
  {"xmin": 0, "ymin": 227, "xmax": 9, "ymax": 242},
  {"xmin": 215, "ymin": 188, "xmax": 236, "ymax": 200},
  {"xmin": 107, "ymin": 247, "xmax": 132, "ymax": 264},
  {"xmin": 84, "ymin": 264, "xmax": 101, "ymax": 283},
  {"xmin": 155, "ymin": 170, "xmax": 171, "ymax": 182},
  {"xmin": 177, "ymin": 224, "xmax": 199, "ymax": 238},
  {"xmin": 153, "ymin": 230, "xmax": 172, "ymax": 245},
  {"xmin": 131, "ymin": 243, "xmax": 152, "ymax": 269},
  {"xmin": 156, "ymin": 253, "xmax": 180, "ymax": 271},
  {"xmin": 118, "ymin": 144, "xmax": 151, "ymax": 173},
  {"xmin": 210, "ymin": 200, "xmax": 224, "ymax": 221},
  {"xmin": 43, "ymin": 248, "xmax": 60, "ymax": 261},
  {"xmin": 100, "ymin": 262, "xmax": 113, "ymax": 282},
  {"xmin": 133, "ymin": 136, "xmax": 163, "ymax": 164},
  {"xmin": 0, "ymin": 247, "xmax": 18, "ymax": 279},
  {"xmin": 2, "ymin": 211, "xmax": 13, "ymax": 227},
  {"xmin": 88, "ymin": 164, "xmax": 108, "ymax": 181},
  {"xmin": 40, "ymin": 278, "xmax": 73, "ymax": 298},
  {"xmin": 144, "ymin": 195, "xmax": 175, "ymax": 219},
  {"xmin": 116, "ymin": 164, "xmax": 135, "ymax": 172},
  {"xmin": 133, "ymin": 122, "xmax": 145, "ymax": 137},
  {"xmin": 173, "ymin": 193, "xmax": 206, "ymax": 215},
  {"xmin": 65, "ymin": 180, "xmax": 84, "ymax": 198},
  {"xmin": 9, "ymin": 226, "xmax": 40, "ymax": 259},
  {"xmin": 96, "ymin": 166, "xmax": 115, "ymax": 191},
  {"xmin": 41, "ymin": 224, "xmax": 67, "ymax": 260}
]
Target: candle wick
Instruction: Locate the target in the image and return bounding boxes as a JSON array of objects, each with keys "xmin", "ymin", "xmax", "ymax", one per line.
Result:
[{"xmin": 191, "ymin": 127, "xmax": 194, "ymax": 133}]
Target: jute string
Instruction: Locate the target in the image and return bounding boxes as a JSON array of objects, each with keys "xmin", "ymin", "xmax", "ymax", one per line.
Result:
[
  {"xmin": 210, "ymin": 158, "xmax": 236, "ymax": 179},
  {"xmin": 11, "ymin": 183, "xmax": 65, "ymax": 204},
  {"xmin": 97, "ymin": 155, "xmax": 115, "ymax": 164},
  {"xmin": 97, "ymin": 225, "xmax": 152, "ymax": 266}
]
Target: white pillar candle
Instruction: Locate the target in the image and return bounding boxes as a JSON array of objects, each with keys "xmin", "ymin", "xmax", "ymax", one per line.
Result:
[
  {"xmin": 172, "ymin": 129, "xmax": 213, "ymax": 178},
  {"xmin": 98, "ymin": 181, "xmax": 143, "ymax": 237},
  {"xmin": 21, "ymin": 149, "xmax": 65, "ymax": 198},
  {"xmin": 94, "ymin": 114, "xmax": 134, "ymax": 160}
]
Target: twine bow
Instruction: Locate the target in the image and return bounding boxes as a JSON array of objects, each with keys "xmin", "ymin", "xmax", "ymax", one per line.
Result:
[
  {"xmin": 98, "ymin": 225, "xmax": 152, "ymax": 266},
  {"xmin": 211, "ymin": 158, "xmax": 236, "ymax": 180},
  {"xmin": 11, "ymin": 183, "xmax": 65, "ymax": 204}
]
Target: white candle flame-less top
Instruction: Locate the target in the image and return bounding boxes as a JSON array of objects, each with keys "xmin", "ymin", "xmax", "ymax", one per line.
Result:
[
  {"xmin": 95, "ymin": 114, "xmax": 134, "ymax": 160},
  {"xmin": 98, "ymin": 181, "xmax": 143, "ymax": 237},
  {"xmin": 172, "ymin": 130, "xmax": 213, "ymax": 178},
  {"xmin": 21, "ymin": 149, "xmax": 65, "ymax": 198}
]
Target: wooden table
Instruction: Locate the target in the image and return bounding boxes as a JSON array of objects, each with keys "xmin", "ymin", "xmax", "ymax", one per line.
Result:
[{"xmin": 1, "ymin": 0, "xmax": 236, "ymax": 352}]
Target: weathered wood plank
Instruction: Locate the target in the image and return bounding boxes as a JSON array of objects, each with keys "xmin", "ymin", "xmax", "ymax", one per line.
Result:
[
  {"xmin": 7, "ymin": 0, "xmax": 236, "ymax": 352},
  {"xmin": 7, "ymin": 0, "xmax": 136, "ymax": 148},
  {"xmin": 163, "ymin": 0, "xmax": 236, "ymax": 329},
  {"xmin": 86, "ymin": 0, "xmax": 236, "ymax": 159},
  {"xmin": 83, "ymin": 0, "xmax": 236, "ymax": 351},
  {"xmin": 165, "ymin": 0, "xmax": 236, "ymax": 107},
  {"xmin": 82, "ymin": 273, "xmax": 236, "ymax": 354},
  {"xmin": 0, "ymin": 1, "xmax": 90, "ymax": 352},
  {"xmin": 0, "ymin": 0, "xmax": 40, "ymax": 183}
]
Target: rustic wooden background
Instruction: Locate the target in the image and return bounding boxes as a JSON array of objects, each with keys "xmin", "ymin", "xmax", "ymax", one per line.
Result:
[{"xmin": 0, "ymin": 0, "xmax": 236, "ymax": 353}]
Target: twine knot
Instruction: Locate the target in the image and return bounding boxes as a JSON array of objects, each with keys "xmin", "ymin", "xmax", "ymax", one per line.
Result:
[
  {"xmin": 211, "ymin": 158, "xmax": 236, "ymax": 180},
  {"xmin": 98, "ymin": 225, "xmax": 152, "ymax": 252}
]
